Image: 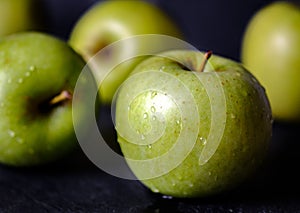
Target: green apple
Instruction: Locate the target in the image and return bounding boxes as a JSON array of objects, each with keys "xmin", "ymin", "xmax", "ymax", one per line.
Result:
[
  {"xmin": 241, "ymin": 1, "xmax": 300, "ymax": 121},
  {"xmin": 0, "ymin": 32, "xmax": 95, "ymax": 166},
  {"xmin": 0, "ymin": 0, "xmax": 45, "ymax": 36},
  {"xmin": 69, "ymin": 0, "xmax": 183, "ymax": 104},
  {"xmin": 115, "ymin": 50, "xmax": 272, "ymax": 198}
]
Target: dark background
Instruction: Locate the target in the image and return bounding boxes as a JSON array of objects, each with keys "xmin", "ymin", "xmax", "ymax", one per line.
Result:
[
  {"xmin": 43, "ymin": 0, "xmax": 276, "ymax": 61},
  {"xmin": 1, "ymin": 0, "xmax": 300, "ymax": 212}
]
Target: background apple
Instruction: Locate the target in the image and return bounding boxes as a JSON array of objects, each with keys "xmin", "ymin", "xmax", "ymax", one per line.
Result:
[
  {"xmin": 241, "ymin": 1, "xmax": 300, "ymax": 122},
  {"xmin": 115, "ymin": 50, "xmax": 272, "ymax": 198},
  {"xmin": 0, "ymin": 0, "xmax": 45, "ymax": 37},
  {"xmin": 69, "ymin": 0, "xmax": 183, "ymax": 104},
  {"xmin": 0, "ymin": 0, "xmax": 298, "ymax": 212},
  {"xmin": 0, "ymin": 32, "xmax": 95, "ymax": 166}
]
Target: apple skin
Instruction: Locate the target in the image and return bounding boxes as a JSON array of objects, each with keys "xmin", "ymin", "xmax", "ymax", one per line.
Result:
[
  {"xmin": 69, "ymin": 0, "xmax": 183, "ymax": 104},
  {"xmin": 115, "ymin": 50, "xmax": 272, "ymax": 198},
  {"xmin": 241, "ymin": 1, "xmax": 300, "ymax": 121},
  {"xmin": 0, "ymin": 0, "xmax": 45, "ymax": 36},
  {"xmin": 0, "ymin": 32, "xmax": 94, "ymax": 166}
]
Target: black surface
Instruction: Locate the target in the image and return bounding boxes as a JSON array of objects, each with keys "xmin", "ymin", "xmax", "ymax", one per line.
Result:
[
  {"xmin": 1, "ymin": 121, "xmax": 300, "ymax": 212},
  {"xmin": 42, "ymin": 0, "xmax": 277, "ymax": 61},
  {"xmin": 1, "ymin": 0, "xmax": 300, "ymax": 212}
]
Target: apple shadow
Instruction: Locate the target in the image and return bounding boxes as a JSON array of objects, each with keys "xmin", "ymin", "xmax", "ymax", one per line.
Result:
[
  {"xmin": 81, "ymin": 114, "xmax": 300, "ymax": 209},
  {"xmin": 238, "ymin": 121, "xmax": 300, "ymax": 201},
  {"xmin": 141, "ymin": 121, "xmax": 300, "ymax": 212},
  {"xmin": 0, "ymin": 111, "xmax": 300, "ymax": 211}
]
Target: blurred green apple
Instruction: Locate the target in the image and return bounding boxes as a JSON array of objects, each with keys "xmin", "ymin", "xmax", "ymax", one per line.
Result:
[
  {"xmin": 69, "ymin": 0, "xmax": 183, "ymax": 104},
  {"xmin": 115, "ymin": 50, "xmax": 272, "ymax": 198},
  {"xmin": 0, "ymin": 32, "xmax": 95, "ymax": 166},
  {"xmin": 241, "ymin": 1, "xmax": 300, "ymax": 121},
  {"xmin": 0, "ymin": 0, "xmax": 45, "ymax": 36}
]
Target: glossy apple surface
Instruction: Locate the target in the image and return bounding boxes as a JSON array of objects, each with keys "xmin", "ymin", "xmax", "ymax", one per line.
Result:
[
  {"xmin": 241, "ymin": 1, "xmax": 300, "ymax": 121},
  {"xmin": 0, "ymin": 0, "xmax": 44, "ymax": 36},
  {"xmin": 115, "ymin": 50, "xmax": 272, "ymax": 198},
  {"xmin": 69, "ymin": 0, "xmax": 183, "ymax": 104},
  {"xmin": 0, "ymin": 32, "xmax": 94, "ymax": 166}
]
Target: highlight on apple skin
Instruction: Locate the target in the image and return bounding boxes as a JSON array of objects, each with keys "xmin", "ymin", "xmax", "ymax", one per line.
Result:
[
  {"xmin": 114, "ymin": 50, "xmax": 273, "ymax": 198},
  {"xmin": 241, "ymin": 1, "xmax": 300, "ymax": 122}
]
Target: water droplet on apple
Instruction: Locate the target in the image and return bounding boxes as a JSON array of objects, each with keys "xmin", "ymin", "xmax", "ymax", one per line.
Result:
[
  {"xmin": 25, "ymin": 72, "xmax": 31, "ymax": 77},
  {"xmin": 199, "ymin": 137, "xmax": 207, "ymax": 145},
  {"xmin": 18, "ymin": 78, "xmax": 23, "ymax": 84},
  {"xmin": 8, "ymin": 130, "xmax": 15, "ymax": 138},
  {"xmin": 29, "ymin": 65, "xmax": 36, "ymax": 72},
  {"xmin": 189, "ymin": 183, "xmax": 194, "ymax": 188},
  {"xmin": 171, "ymin": 182, "xmax": 176, "ymax": 187},
  {"xmin": 152, "ymin": 188, "xmax": 160, "ymax": 193},
  {"xmin": 151, "ymin": 91, "xmax": 158, "ymax": 98},
  {"xmin": 150, "ymin": 106, "xmax": 156, "ymax": 113},
  {"xmin": 141, "ymin": 134, "xmax": 145, "ymax": 140},
  {"xmin": 147, "ymin": 144, "xmax": 152, "ymax": 149},
  {"xmin": 152, "ymin": 116, "xmax": 157, "ymax": 121},
  {"xmin": 143, "ymin": 113, "xmax": 148, "ymax": 119},
  {"xmin": 142, "ymin": 124, "xmax": 148, "ymax": 130},
  {"xmin": 159, "ymin": 66, "xmax": 165, "ymax": 71},
  {"xmin": 176, "ymin": 120, "xmax": 181, "ymax": 125},
  {"xmin": 236, "ymin": 72, "xmax": 241, "ymax": 77},
  {"xmin": 231, "ymin": 113, "xmax": 236, "ymax": 119}
]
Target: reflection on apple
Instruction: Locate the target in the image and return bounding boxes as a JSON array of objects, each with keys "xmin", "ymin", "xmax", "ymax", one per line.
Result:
[{"xmin": 115, "ymin": 50, "xmax": 272, "ymax": 198}]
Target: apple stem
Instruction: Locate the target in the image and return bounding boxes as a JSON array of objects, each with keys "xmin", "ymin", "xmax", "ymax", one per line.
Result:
[
  {"xmin": 197, "ymin": 51, "xmax": 212, "ymax": 72},
  {"xmin": 49, "ymin": 90, "xmax": 72, "ymax": 106}
]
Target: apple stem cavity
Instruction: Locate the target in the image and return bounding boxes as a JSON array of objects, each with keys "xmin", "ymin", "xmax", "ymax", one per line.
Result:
[
  {"xmin": 197, "ymin": 51, "xmax": 212, "ymax": 72},
  {"xmin": 49, "ymin": 90, "xmax": 72, "ymax": 106},
  {"xmin": 38, "ymin": 90, "xmax": 72, "ymax": 114}
]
